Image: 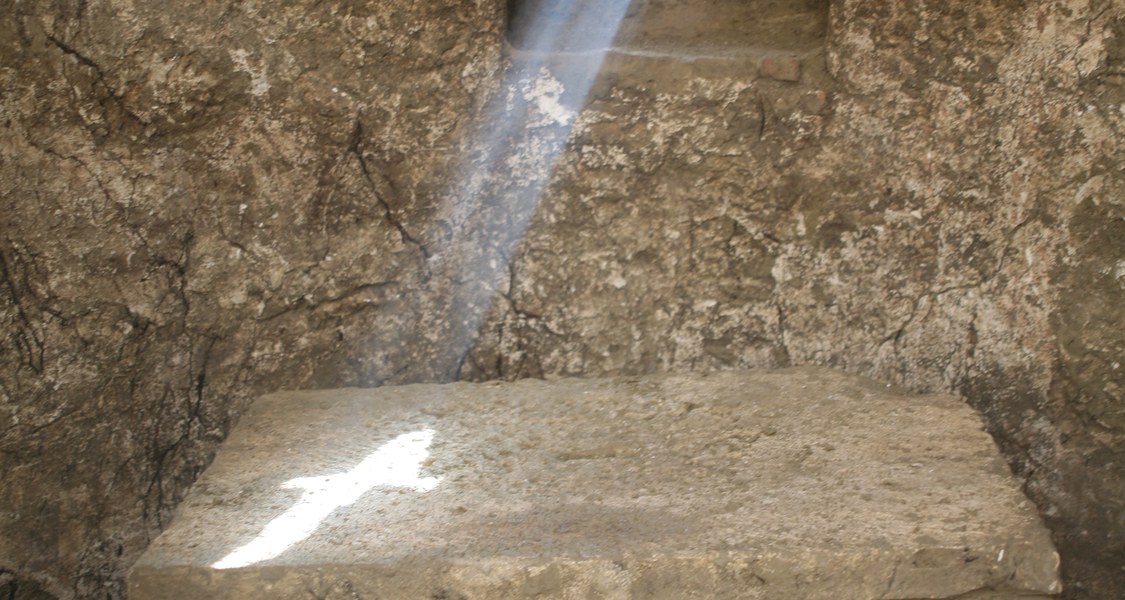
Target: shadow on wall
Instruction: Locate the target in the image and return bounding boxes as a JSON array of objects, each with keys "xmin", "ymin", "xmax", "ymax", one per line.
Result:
[{"xmin": 0, "ymin": 577, "xmax": 55, "ymax": 600}]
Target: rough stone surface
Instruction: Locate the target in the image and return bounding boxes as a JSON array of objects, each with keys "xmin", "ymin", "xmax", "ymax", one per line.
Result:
[
  {"xmin": 1, "ymin": 0, "xmax": 1123, "ymax": 598},
  {"xmin": 130, "ymin": 369, "xmax": 1061, "ymax": 600},
  {"xmin": 760, "ymin": 56, "xmax": 804, "ymax": 82},
  {"xmin": 510, "ymin": 0, "xmax": 829, "ymax": 53}
]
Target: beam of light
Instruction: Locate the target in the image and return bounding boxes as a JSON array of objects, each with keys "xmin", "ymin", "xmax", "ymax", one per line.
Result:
[
  {"xmin": 433, "ymin": 0, "xmax": 633, "ymax": 374},
  {"xmin": 211, "ymin": 429, "xmax": 439, "ymax": 570}
]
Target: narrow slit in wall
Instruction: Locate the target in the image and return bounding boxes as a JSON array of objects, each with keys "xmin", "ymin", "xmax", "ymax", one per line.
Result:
[{"xmin": 506, "ymin": 0, "xmax": 830, "ymax": 54}]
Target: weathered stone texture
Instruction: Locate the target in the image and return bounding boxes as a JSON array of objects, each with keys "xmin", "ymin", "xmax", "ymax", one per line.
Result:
[
  {"xmin": 1, "ymin": 0, "xmax": 1122, "ymax": 598},
  {"xmin": 130, "ymin": 369, "xmax": 1061, "ymax": 600},
  {"xmin": 1, "ymin": 0, "xmax": 505, "ymax": 597}
]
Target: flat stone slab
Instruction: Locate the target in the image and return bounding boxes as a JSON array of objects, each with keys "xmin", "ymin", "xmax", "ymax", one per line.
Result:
[{"xmin": 129, "ymin": 368, "xmax": 1061, "ymax": 599}]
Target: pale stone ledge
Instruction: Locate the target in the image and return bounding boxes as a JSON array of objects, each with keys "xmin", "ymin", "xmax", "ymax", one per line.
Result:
[{"xmin": 129, "ymin": 368, "xmax": 1060, "ymax": 599}]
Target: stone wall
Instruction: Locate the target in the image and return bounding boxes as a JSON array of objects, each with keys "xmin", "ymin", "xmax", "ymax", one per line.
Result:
[
  {"xmin": 1, "ymin": 0, "xmax": 506, "ymax": 596},
  {"xmin": 1, "ymin": 0, "xmax": 1122, "ymax": 598}
]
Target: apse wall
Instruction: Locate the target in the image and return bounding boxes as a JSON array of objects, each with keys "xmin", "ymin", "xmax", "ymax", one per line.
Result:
[{"xmin": 1, "ymin": 0, "xmax": 1122, "ymax": 598}]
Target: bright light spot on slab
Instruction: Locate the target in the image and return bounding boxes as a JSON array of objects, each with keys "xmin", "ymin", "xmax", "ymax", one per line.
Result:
[{"xmin": 212, "ymin": 429, "xmax": 439, "ymax": 569}]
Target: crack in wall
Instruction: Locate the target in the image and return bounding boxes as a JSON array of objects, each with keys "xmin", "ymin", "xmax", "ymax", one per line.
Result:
[
  {"xmin": 348, "ymin": 119, "xmax": 433, "ymax": 269},
  {"xmin": 44, "ymin": 33, "xmax": 149, "ymax": 131},
  {"xmin": 0, "ymin": 247, "xmax": 46, "ymax": 375}
]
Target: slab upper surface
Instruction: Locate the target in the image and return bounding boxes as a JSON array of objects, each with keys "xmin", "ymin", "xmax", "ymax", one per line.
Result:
[{"xmin": 132, "ymin": 368, "xmax": 1060, "ymax": 598}]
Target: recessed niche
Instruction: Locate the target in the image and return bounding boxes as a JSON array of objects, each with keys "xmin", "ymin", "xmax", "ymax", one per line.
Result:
[{"xmin": 507, "ymin": 0, "xmax": 829, "ymax": 54}]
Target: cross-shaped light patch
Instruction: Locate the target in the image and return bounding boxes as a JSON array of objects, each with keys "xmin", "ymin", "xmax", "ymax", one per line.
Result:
[{"xmin": 212, "ymin": 429, "xmax": 440, "ymax": 569}]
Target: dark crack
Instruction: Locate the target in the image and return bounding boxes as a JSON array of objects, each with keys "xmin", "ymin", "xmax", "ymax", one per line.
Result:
[
  {"xmin": 20, "ymin": 133, "xmax": 164, "ymax": 276},
  {"xmin": 499, "ymin": 256, "xmax": 552, "ymax": 327},
  {"xmin": 150, "ymin": 231, "xmax": 194, "ymax": 321},
  {"xmin": 453, "ymin": 342, "xmax": 473, "ymax": 381},
  {"xmin": 775, "ymin": 301, "xmax": 792, "ymax": 367},
  {"xmin": 990, "ymin": 211, "xmax": 1040, "ymax": 282},
  {"xmin": 756, "ymin": 93, "xmax": 767, "ymax": 140},
  {"xmin": 494, "ymin": 258, "xmax": 553, "ymax": 378},
  {"xmin": 142, "ymin": 385, "xmax": 176, "ymax": 528},
  {"xmin": 880, "ymin": 562, "xmax": 900, "ymax": 599},
  {"xmin": 188, "ymin": 335, "xmax": 218, "ymax": 441},
  {"xmin": 966, "ymin": 307, "xmax": 979, "ymax": 361},
  {"xmin": 881, "ymin": 278, "xmax": 996, "ymax": 360},
  {"xmin": 0, "ymin": 246, "xmax": 45, "ymax": 375},
  {"xmin": 881, "ymin": 293, "xmax": 924, "ymax": 353},
  {"xmin": 258, "ymin": 281, "xmax": 397, "ymax": 322},
  {"xmin": 44, "ymin": 33, "xmax": 149, "ymax": 129},
  {"xmin": 348, "ymin": 118, "xmax": 432, "ymax": 268}
]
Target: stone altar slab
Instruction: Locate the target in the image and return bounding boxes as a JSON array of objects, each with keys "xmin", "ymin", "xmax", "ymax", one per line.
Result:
[{"xmin": 129, "ymin": 368, "xmax": 1061, "ymax": 599}]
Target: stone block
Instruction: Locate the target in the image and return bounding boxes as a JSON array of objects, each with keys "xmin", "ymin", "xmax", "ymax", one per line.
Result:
[{"xmin": 129, "ymin": 368, "xmax": 1061, "ymax": 599}]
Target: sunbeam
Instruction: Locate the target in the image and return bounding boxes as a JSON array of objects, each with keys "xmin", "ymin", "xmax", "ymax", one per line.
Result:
[{"xmin": 436, "ymin": 0, "xmax": 633, "ymax": 372}]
